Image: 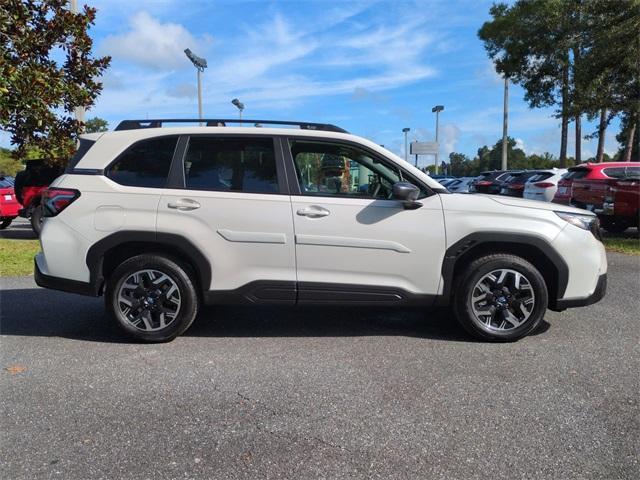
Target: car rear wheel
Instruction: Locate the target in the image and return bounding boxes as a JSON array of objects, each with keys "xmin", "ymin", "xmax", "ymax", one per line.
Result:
[
  {"xmin": 105, "ymin": 254, "xmax": 199, "ymax": 342},
  {"xmin": 453, "ymin": 254, "xmax": 548, "ymax": 342},
  {"xmin": 30, "ymin": 205, "xmax": 43, "ymax": 235},
  {"xmin": 0, "ymin": 218, "xmax": 12, "ymax": 229}
]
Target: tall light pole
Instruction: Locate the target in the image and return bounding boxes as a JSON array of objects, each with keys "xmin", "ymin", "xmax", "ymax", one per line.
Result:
[
  {"xmin": 184, "ymin": 48, "xmax": 207, "ymax": 122},
  {"xmin": 402, "ymin": 127, "xmax": 410, "ymax": 163},
  {"xmin": 70, "ymin": 0, "xmax": 85, "ymax": 129},
  {"xmin": 231, "ymin": 98, "xmax": 245, "ymax": 120},
  {"xmin": 502, "ymin": 77, "xmax": 509, "ymax": 171},
  {"xmin": 432, "ymin": 105, "xmax": 444, "ymax": 174}
]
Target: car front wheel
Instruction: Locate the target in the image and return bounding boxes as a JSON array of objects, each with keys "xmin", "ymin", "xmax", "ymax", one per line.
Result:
[
  {"xmin": 105, "ymin": 254, "xmax": 199, "ymax": 342},
  {"xmin": 453, "ymin": 254, "xmax": 548, "ymax": 342}
]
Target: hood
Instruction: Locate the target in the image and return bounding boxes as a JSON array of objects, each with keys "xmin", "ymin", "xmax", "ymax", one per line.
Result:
[{"xmin": 487, "ymin": 194, "xmax": 593, "ymax": 215}]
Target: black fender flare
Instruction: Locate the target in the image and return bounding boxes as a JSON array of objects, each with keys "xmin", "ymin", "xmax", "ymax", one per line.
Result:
[
  {"xmin": 86, "ymin": 231, "xmax": 212, "ymax": 293},
  {"xmin": 437, "ymin": 232, "xmax": 569, "ymax": 307}
]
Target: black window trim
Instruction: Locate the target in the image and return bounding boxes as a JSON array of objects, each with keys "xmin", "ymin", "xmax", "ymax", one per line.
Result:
[
  {"xmin": 167, "ymin": 133, "xmax": 290, "ymax": 195},
  {"xmin": 104, "ymin": 134, "xmax": 181, "ymax": 189},
  {"xmin": 281, "ymin": 135, "xmax": 435, "ymax": 199}
]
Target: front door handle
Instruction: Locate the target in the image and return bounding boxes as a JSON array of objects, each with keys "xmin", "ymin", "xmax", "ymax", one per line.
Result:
[
  {"xmin": 297, "ymin": 205, "xmax": 330, "ymax": 218},
  {"xmin": 167, "ymin": 198, "xmax": 201, "ymax": 211}
]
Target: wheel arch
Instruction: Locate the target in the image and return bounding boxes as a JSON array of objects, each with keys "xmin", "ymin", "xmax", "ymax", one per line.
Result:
[
  {"xmin": 86, "ymin": 231, "xmax": 211, "ymax": 295},
  {"xmin": 438, "ymin": 232, "xmax": 568, "ymax": 310}
]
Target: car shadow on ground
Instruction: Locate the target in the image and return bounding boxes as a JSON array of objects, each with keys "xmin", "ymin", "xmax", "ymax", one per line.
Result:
[
  {"xmin": 0, "ymin": 287, "xmax": 550, "ymax": 344},
  {"xmin": 0, "ymin": 221, "xmax": 37, "ymax": 240}
]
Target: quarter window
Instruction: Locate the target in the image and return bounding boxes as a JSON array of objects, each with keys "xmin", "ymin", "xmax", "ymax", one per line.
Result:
[
  {"xmin": 289, "ymin": 139, "xmax": 422, "ymax": 199},
  {"xmin": 107, "ymin": 136, "xmax": 177, "ymax": 188},
  {"xmin": 184, "ymin": 137, "xmax": 279, "ymax": 193}
]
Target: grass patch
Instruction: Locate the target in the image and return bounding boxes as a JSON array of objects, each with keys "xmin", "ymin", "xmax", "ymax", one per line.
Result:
[
  {"xmin": 603, "ymin": 236, "xmax": 640, "ymax": 255},
  {"xmin": 0, "ymin": 239, "xmax": 40, "ymax": 276}
]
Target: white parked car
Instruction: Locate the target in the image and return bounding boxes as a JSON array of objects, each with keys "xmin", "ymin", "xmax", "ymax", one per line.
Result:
[
  {"xmin": 35, "ymin": 119, "xmax": 607, "ymax": 343},
  {"xmin": 446, "ymin": 177, "xmax": 476, "ymax": 193},
  {"xmin": 523, "ymin": 168, "xmax": 568, "ymax": 202}
]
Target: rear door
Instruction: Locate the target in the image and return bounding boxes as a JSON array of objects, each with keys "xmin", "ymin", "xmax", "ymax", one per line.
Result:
[
  {"xmin": 156, "ymin": 135, "xmax": 296, "ymax": 301},
  {"xmin": 284, "ymin": 137, "xmax": 445, "ymax": 301}
]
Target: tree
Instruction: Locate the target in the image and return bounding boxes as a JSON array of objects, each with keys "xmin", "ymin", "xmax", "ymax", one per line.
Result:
[
  {"xmin": 85, "ymin": 117, "xmax": 109, "ymax": 133},
  {"xmin": 0, "ymin": 147, "xmax": 22, "ymax": 176},
  {"xmin": 0, "ymin": 0, "xmax": 110, "ymax": 165},
  {"xmin": 579, "ymin": 0, "xmax": 640, "ymax": 162},
  {"xmin": 479, "ymin": 1, "xmax": 579, "ymax": 167}
]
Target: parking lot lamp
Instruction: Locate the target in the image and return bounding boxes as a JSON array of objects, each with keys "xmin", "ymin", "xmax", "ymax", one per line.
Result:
[
  {"xmin": 402, "ymin": 128, "xmax": 410, "ymax": 163},
  {"xmin": 231, "ymin": 98, "xmax": 245, "ymax": 120},
  {"xmin": 184, "ymin": 48, "xmax": 207, "ymax": 122},
  {"xmin": 432, "ymin": 105, "xmax": 444, "ymax": 174}
]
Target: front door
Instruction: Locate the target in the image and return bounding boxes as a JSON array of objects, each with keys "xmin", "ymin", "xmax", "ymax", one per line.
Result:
[{"xmin": 285, "ymin": 138, "xmax": 445, "ymax": 302}]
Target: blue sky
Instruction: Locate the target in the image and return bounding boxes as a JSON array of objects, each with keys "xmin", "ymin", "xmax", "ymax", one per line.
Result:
[{"xmin": 3, "ymin": 0, "xmax": 623, "ymax": 166}]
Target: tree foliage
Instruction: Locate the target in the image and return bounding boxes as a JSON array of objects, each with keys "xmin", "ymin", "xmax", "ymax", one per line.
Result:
[
  {"xmin": 479, "ymin": 0, "xmax": 640, "ymax": 163},
  {"xmin": 446, "ymin": 137, "xmax": 568, "ymax": 177},
  {"xmin": 0, "ymin": 0, "xmax": 111, "ymax": 165},
  {"xmin": 85, "ymin": 116, "xmax": 108, "ymax": 133}
]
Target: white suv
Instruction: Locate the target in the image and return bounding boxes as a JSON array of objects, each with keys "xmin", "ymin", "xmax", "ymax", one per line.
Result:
[{"xmin": 35, "ymin": 119, "xmax": 607, "ymax": 342}]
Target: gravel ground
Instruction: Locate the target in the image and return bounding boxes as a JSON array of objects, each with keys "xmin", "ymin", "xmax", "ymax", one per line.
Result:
[{"xmin": 0, "ymin": 252, "xmax": 638, "ymax": 480}]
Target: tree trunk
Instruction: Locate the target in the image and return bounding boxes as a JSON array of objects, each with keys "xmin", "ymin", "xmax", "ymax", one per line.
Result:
[
  {"xmin": 623, "ymin": 119, "xmax": 636, "ymax": 162},
  {"xmin": 575, "ymin": 115, "xmax": 581, "ymax": 163},
  {"xmin": 559, "ymin": 64, "xmax": 569, "ymax": 167},
  {"xmin": 596, "ymin": 108, "xmax": 607, "ymax": 163}
]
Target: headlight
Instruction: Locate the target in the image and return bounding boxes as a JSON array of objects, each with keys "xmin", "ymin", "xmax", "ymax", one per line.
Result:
[{"xmin": 555, "ymin": 211, "xmax": 602, "ymax": 240}]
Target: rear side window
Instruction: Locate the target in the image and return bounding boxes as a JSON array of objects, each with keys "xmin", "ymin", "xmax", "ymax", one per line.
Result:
[
  {"xmin": 565, "ymin": 168, "xmax": 588, "ymax": 180},
  {"xmin": 602, "ymin": 167, "xmax": 626, "ymax": 178},
  {"xmin": 107, "ymin": 136, "xmax": 178, "ymax": 188},
  {"xmin": 183, "ymin": 137, "xmax": 279, "ymax": 194}
]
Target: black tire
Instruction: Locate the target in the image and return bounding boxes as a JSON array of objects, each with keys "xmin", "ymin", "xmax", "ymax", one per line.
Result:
[
  {"xmin": 30, "ymin": 205, "xmax": 43, "ymax": 236},
  {"xmin": 600, "ymin": 217, "xmax": 629, "ymax": 234},
  {"xmin": 0, "ymin": 218, "xmax": 12, "ymax": 229},
  {"xmin": 452, "ymin": 254, "xmax": 548, "ymax": 342},
  {"xmin": 105, "ymin": 254, "xmax": 199, "ymax": 342}
]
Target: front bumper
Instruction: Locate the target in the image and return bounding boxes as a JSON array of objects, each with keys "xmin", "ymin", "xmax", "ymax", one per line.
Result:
[
  {"xmin": 551, "ymin": 273, "xmax": 607, "ymax": 310},
  {"xmin": 34, "ymin": 255, "xmax": 98, "ymax": 297}
]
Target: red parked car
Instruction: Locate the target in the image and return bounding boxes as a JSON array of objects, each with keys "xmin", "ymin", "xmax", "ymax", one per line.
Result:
[
  {"xmin": 0, "ymin": 176, "xmax": 21, "ymax": 229},
  {"xmin": 14, "ymin": 160, "xmax": 64, "ymax": 234},
  {"xmin": 565, "ymin": 162, "xmax": 640, "ymax": 233},
  {"xmin": 553, "ymin": 162, "xmax": 638, "ymax": 205},
  {"xmin": 600, "ymin": 175, "xmax": 640, "ymax": 233}
]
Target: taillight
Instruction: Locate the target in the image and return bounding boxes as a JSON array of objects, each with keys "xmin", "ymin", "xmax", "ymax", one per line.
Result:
[
  {"xmin": 534, "ymin": 182, "xmax": 554, "ymax": 188},
  {"xmin": 477, "ymin": 180, "xmax": 492, "ymax": 186},
  {"xmin": 41, "ymin": 188, "xmax": 80, "ymax": 217},
  {"xmin": 511, "ymin": 184, "xmax": 524, "ymax": 190}
]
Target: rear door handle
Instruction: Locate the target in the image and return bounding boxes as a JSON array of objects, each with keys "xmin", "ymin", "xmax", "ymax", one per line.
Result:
[
  {"xmin": 167, "ymin": 198, "xmax": 201, "ymax": 211},
  {"xmin": 297, "ymin": 205, "xmax": 330, "ymax": 218}
]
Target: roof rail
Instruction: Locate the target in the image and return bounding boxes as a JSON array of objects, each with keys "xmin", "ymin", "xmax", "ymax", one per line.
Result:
[{"xmin": 114, "ymin": 119, "xmax": 348, "ymax": 133}]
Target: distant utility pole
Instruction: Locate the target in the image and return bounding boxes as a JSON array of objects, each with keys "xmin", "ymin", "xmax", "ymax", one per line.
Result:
[
  {"xmin": 402, "ymin": 127, "xmax": 410, "ymax": 162},
  {"xmin": 70, "ymin": 0, "xmax": 85, "ymax": 129},
  {"xmin": 502, "ymin": 76, "xmax": 508, "ymax": 171}
]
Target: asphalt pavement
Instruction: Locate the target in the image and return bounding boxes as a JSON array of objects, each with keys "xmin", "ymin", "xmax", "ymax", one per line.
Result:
[{"xmin": 0, "ymin": 251, "xmax": 638, "ymax": 479}]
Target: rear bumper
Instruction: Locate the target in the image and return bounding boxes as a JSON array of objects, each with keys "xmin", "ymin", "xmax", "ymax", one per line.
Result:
[
  {"xmin": 551, "ymin": 273, "xmax": 607, "ymax": 310},
  {"xmin": 34, "ymin": 255, "xmax": 98, "ymax": 297}
]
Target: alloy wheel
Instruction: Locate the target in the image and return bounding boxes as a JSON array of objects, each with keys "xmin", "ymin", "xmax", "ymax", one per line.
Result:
[
  {"xmin": 470, "ymin": 268, "xmax": 535, "ymax": 332},
  {"xmin": 116, "ymin": 269, "xmax": 181, "ymax": 331}
]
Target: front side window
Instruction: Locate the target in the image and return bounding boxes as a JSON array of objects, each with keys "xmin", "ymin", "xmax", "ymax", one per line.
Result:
[
  {"xmin": 289, "ymin": 139, "xmax": 420, "ymax": 199},
  {"xmin": 184, "ymin": 137, "xmax": 278, "ymax": 193},
  {"xmin": 107, "ymin": 136, "xmax": 177, "ymax": 188}
]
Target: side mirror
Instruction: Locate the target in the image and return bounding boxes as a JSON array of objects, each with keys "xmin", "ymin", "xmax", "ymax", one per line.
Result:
[{"xmin": 392, "ymin": 182, "xmax": 422, "ymax": 210}]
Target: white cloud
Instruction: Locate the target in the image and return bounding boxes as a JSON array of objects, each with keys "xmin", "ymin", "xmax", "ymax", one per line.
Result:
[
  {"xmin": 515, "ymin": 137, "xmax": 525, "ymax": 152},
  {"xmin": 99, "ymin": 12, "xmax": 212, "ymax": 70}
]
